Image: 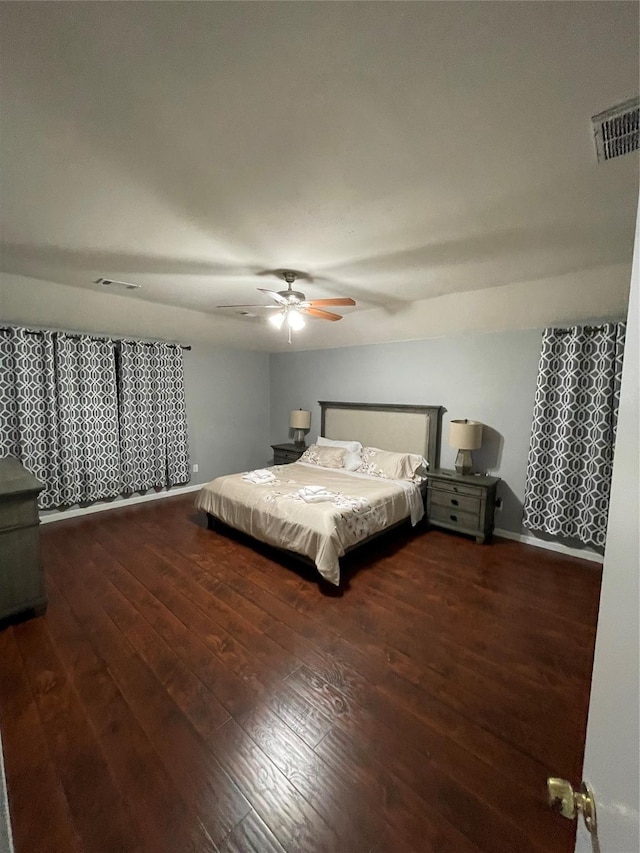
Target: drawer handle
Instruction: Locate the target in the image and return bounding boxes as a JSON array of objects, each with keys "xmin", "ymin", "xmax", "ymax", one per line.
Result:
[
  {"xmin": 450, "ymin": 514, "xmax": 458, "ymax": 522},
  {"xmin": 450, "ymin": 498, "xmax": 459, "ymax": 507},
  {"xmin": 452, "ymin": 486, "xmax": 459, "ymax": 492}
]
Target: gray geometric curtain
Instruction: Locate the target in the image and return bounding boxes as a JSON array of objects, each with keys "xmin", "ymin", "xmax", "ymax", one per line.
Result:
[
  {"xmin": 0, "ymin": 327, "xmax": 120, "ymax": 508},
  {"xmin": 522, "ymin": 322, "xmax": 626, "ymax": 548},
  {"xmin": 118, "ymin": 340, "xmax": 190, "ymax": 493},
  {"xmin": 54, "ymin": 334, "xmax": 121, "ymax": 506},
  {"xmin": 1, "ymin": 326, "xmax": 189, "ymax": 506},
  {"xmin": 0, "ymin": 327, "xmax": 59, "ymax": 505}
]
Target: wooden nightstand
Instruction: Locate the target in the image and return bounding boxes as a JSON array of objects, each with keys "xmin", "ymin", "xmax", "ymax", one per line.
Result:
[
  {"xmin": 426, "ymin": 469, "xmax": 500, "ymax": 543},
  {"xmin": 271, "ymin": 443, "xmax": 306, "ymax": 465}
]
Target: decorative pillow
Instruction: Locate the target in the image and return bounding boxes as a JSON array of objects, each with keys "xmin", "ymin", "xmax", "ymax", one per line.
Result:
[
  {"xmin": 356, "ymin": 447, "xmax": 428, "ymax": 480},
  {"xmin": 299, "ymin": 444, "xmax": 346, "ymax": 469},
  {"xmin": 316, "ymin": 436, "xmax": 363, "ymax": 471}
]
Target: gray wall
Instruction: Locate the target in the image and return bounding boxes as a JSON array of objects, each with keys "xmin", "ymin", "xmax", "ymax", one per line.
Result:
[
  {"xmin": 185, "ymin": 344, "xmax": 270, "ymax": 484},
  {"xmin": 269, "ymin": 329, "xmax": 546, "ymax": 535}
]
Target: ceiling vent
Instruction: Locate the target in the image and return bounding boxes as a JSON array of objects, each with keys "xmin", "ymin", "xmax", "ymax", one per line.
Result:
[
  {"xmin": 592, "ymin": 97, "xmax": 639, "ymax": 162},
  {"xmin": 95, "ymin": 277, "xmax": 141, "ymax": 290}
]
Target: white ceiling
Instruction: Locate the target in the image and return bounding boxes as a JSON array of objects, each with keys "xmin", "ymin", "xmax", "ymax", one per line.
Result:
[{"xmin": 0, "ymin": 1, "xmax": 638, "ymax": 351}]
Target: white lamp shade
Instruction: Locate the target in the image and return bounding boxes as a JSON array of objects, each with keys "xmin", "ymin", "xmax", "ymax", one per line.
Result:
[
  {"xmin": 449, "ymin": 419, "xmax": 482, "ymax": 450},
  {"xmin": 290, "ymin": 409, "xmax": 311, "ymax": 430}
]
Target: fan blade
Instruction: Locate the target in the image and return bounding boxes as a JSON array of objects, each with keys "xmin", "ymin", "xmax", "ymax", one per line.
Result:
[
  {"xmin": 300, "ymin": 297, "xmax": 356, "ymax": 307},
  {"xmin": 217, "ymin": 303, "xmax": 281, "ymax": 309},
  {"xmin": 299, "ymin": 307, "xmax": 343, "ymax": 321},
  {"xmin": 257, "ymin": 288, "xmax": 290, "ymax": 305}
]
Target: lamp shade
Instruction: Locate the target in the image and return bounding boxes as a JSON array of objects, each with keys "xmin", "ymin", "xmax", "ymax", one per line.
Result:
[
  {"xmin": 449, "ymin": 419, "xmax": 482, "ymax": 450},
  {"xmin": 290, "ymin": 409, "xmax": 311, "ymax": 430}
]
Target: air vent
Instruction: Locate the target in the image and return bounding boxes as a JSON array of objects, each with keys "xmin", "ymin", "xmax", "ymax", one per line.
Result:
[
  {"xmin": 95, "ymin": 277, "xmax": 141, "ymax": 290},
  {"xmin": 592, "ymin": 97, "xmax": 639, "ymax": 162}
]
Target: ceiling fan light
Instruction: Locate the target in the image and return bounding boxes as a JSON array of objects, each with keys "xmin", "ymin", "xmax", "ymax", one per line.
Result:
[
  {"xmin": 287, "ymin": 309, "xmax": 305, "ymax": 331},
  {"xmin": 269, "ymin": 311, "xmax": 285, "ymax": 329}
]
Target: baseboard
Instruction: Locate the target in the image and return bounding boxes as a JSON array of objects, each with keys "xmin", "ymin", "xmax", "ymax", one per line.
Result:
[
  {"xmin": 494, "ymin": 528, "xmax": 604, "ymax": 564},
  {"xmin": 37, "ymin": 494, "xmax": 605, "ymax": 565},
  {"xmin": 40, "ymin": 483, "xmax": 202, "ymax": 525}
]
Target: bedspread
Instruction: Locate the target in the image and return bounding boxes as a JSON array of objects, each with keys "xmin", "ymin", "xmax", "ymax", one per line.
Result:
[{"xmin": 195, "ymin": 461, "xmax": 423, "ymax": 585}]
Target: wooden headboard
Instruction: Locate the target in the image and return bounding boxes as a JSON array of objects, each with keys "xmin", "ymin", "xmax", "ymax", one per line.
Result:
[{"xmin": 319, "ymin": 401, "xmax": 444, "ymax": 471}]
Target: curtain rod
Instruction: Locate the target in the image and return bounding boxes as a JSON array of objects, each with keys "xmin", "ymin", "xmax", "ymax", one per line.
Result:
[
  {"xmin": 0, "ymin": 326, "xmax": 191, "ymax": 350},
  {"xmin": 555, "ymin": 325, "xmax": 608, "ymax": 335}
]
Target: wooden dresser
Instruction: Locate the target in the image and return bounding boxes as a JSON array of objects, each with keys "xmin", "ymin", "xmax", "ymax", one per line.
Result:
[
  {"xmin": 0, "ymin": 456, "xmax": 47, "ymax": 623},
  {"xmin": 426, "ymin": 468, "xmax": 500, "ymax": 543}
]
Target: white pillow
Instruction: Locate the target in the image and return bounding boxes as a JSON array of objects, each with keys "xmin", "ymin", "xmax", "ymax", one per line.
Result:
[{"xmin": 317, "ymin": 436, "xmax": 363, "ymax": 471}]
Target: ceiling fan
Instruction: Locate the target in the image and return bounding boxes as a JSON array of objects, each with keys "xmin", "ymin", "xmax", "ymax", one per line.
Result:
[{"xmin": 217, "ymin": 271, "xmax": 356, "ymax": 338}]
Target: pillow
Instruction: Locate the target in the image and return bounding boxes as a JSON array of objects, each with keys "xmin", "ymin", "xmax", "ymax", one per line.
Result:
[
  {"xmin": 356, "ymin": 447, "xmax": 428, "ymax": 481},
  {"xmin": 299, "ymin": 444, "xmax": 346, "ymax": 469},
  {"xmin": 316, "ymin": 436, "xmax": 363, "ymax": 471}
]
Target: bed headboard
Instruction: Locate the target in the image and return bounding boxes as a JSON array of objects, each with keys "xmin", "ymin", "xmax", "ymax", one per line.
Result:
[{"xmin": 319, "ymin": 401, "xmax": 444, "ymax": 471}]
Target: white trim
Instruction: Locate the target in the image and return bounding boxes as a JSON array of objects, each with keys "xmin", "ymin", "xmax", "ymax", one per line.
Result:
[
  {"xmin": 39, "ymin": 483, "xmax": 202, "ymax": 525},
  {"xmin": 494, "ymin": 528, "xmax": 604, "ymax": 564},
  {"xmin": 0, "ymin": 729, "xmax": 14, "ymax": 853}
]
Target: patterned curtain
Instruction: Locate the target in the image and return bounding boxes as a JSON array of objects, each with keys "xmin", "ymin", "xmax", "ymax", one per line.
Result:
[
  {"xmin": 522, "ymin": 322, "xmax": 626, "ymax": 547},
  {"xmin": 118, "ymin": 340, "xmax": 190, "ymax": 492},
  {"xmin": 54, "ymin": 334, "xmax": 121, "ymax": 506},
  {"xmin": 0, "ymin": 327, "xmax": 60, "ymax": 504},
  {"xmin": 0, "ymin": 327, "xmax": 120, "ymax": 507}
]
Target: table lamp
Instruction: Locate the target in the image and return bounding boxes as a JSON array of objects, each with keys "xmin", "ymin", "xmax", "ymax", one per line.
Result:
[
  {"xmin": 449, "ymin": 419, "xmax": 483, "ymax": 475},
  {"xmin": 290, "ymin": 409, "xmax": 311, "ymax": 446}
]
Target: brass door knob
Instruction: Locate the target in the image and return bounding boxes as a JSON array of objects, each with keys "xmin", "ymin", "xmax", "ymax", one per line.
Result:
[{"xmin": 547, "ymin": 777, "xmax": 597, "ymax": 835}]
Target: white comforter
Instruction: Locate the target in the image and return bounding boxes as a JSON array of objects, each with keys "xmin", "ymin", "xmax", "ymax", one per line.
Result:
[{"xmin": 195, "ymin": 461, "xmax": 424, "ymax": 585}]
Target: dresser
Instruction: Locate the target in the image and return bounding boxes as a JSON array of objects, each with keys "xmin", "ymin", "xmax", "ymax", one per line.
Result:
[
  {"xmin": 426, "ymin": 469, "xmax": 500, "ymax": 543},
  {"xmin": 0, "ymin": 457, "xmax": 47, "ymax": 622},
  {"xmin": 271, "ymin": 443, "xmax": 306, "ymax": 465}
]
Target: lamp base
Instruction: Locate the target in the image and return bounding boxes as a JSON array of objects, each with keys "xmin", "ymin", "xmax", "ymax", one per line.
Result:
[
  {"xmin": 292, "ymin": 428, "xmax": 306, "ymax": 447},
  {"xmin": 454, "ymin": 449, "xmax": 473, "ymax": 476}
]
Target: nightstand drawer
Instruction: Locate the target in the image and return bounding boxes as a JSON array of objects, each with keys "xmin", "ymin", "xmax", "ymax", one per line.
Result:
[
  {"xmin": 428, "ymin": 503, "xmax": 480, "ymax": 530},
  {"xmin": 429, "ymin": 490, "xmax": 480, "ymax": 514},
  {"xmin": 429, "ymin": 479, "xmax": 483, "ymax": 498},
  {"xmin": 271, "ymin": 443, "xmax": 305, "ymax": 465},
  {"xmin": 274, "ymin": 451, "xmax": 301, "ymax": 464}
]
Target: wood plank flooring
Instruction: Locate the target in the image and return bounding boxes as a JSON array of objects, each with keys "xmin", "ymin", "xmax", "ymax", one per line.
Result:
[{"xmin": 0, "ymin": 496, "xmax": 601, "ymax": 853}]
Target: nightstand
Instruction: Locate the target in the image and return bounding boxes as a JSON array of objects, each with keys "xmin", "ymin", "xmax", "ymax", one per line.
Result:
[
  {"xmin": 271, "ymin": 443, "xmax": 306, "ymax": 465},
  {"xmin": 425, "ymin": 469, "xmax": 500, "ymax": 543}
]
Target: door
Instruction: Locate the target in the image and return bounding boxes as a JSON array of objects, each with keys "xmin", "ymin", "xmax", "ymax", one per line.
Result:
[{"xmin": 575, "ymin": 209, "xmax": 639, "ymax": 852}]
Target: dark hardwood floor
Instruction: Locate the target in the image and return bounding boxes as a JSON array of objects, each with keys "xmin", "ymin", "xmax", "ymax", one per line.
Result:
[{"xmin": 0, "ymin": 496, "xmax": 601, "ymax": 853}]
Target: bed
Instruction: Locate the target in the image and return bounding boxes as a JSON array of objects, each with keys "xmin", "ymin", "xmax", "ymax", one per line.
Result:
[{"xmin": 195, "ymin": 401, "xmax": 443, "ymax": 585}]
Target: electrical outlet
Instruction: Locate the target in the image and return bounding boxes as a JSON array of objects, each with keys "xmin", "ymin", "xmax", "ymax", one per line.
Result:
[{"xmin": 192, "ymin": 463, "xmax": 199, "ymax": 473}]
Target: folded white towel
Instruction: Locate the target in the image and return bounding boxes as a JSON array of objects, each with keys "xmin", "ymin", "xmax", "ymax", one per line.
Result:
[
  {"xmin": 296, "ymin": 486, "xmax": 338, "ymax": 503},
  {"xmin": 300, "ymin": 493, "xmax": 336, "ymax": 503},
  {"xmin": 242, "ymin": 468, "xmax": 276, "ymax": 484}
]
